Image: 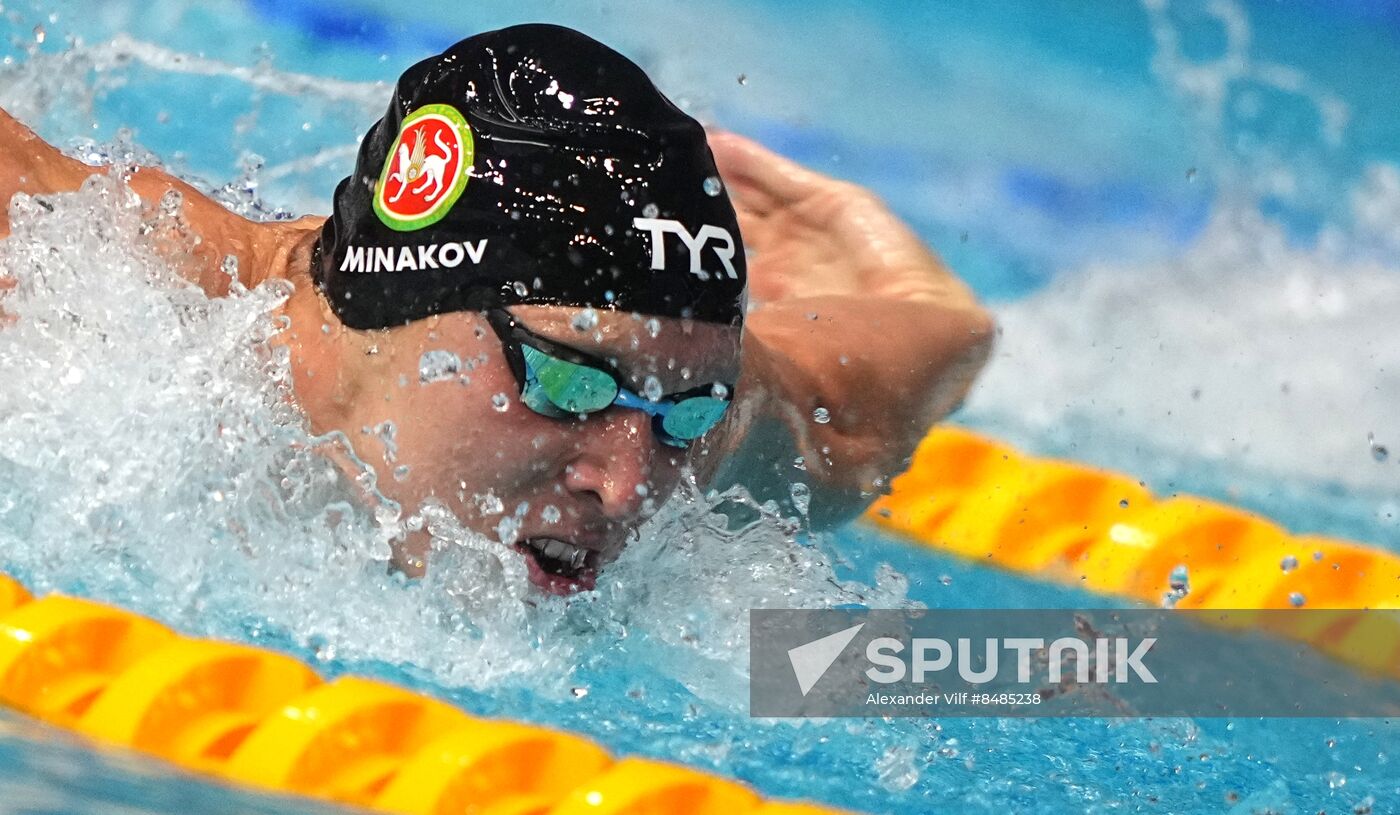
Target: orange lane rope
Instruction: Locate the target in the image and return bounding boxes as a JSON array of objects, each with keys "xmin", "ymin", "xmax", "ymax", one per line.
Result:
[
  {"xmin": 865, "ymin": 426, "xmax": 1400, "ymax": 679},
  {"xmin": 0, "ymin": 583, "xmax": 853, "ymax": 815}
]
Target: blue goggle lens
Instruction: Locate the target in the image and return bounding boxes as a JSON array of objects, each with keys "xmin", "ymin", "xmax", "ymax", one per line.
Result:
[{"xmin": 518, "ymin": 344, "xmax": 730, "ymax": 446}]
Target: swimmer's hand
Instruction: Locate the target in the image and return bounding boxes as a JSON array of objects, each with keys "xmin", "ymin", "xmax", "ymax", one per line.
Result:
[{"xmin": 708, "ymin": 131, "xmax": 994, "ymax": 525}]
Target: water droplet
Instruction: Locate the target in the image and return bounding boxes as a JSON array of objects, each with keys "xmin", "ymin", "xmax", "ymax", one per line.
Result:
[
  {"xmin": 641, "ymin": 203, "xmax": 659, "ymax": 219},
  {"xmin": 541, "ymin": 505, "xmax": 561, "ymax": 524},
  {"xmin": 703, "ymin": 176, "xmax": 723, "ymax": 197},
  {"xmin": 875, "ymin": 745, "xmax": 919, "ymax": 792},
  {"xmin": 793, "ymin": 456, "xmax": 807, "ymax": 471},
  {"xmin": 939, "ymin": 575, "xmax": 953, "ymax": 586},
  {"xmin": 571, "ymin": 308, "xmax": 599, "ymax": 332},
  {"xmin": 1327, "ymin": 770, "xmax": 1346, "ymax": 789},
  {"xmin": 711, "ymin": 383, "xmax": 729, "ymax": 400},
  {"xmin": 812, "ymin": 407, "xmax": 831, "ymax": 424},
  {"xmin": 1368, "ymin": 432, "xmax": 1388, "ymax": 462},
  {"xmin": 643, "ymin": 317, "xmax": 661, "ymax": 339},
  {"xmin": 736, "ymin": 73, "xmax": 748, "ymax": 86},
  {"xmin": 32, "ymin": 24, "xmax": 44, "ymax": 44},
  {"xmin": 1289, "ymin": 592, "xmax": 1307, "ymax": 607},
  {"xmin": 1164, "ymin": 564, "xmax": 1190, "ymax": 608},
  {"xmin": 393, "ymin": 465, "xmax": 411, "ymax": 482},
  {"xmin": 1280, "ymin": 554, "xmax": 1299, "ymax": 573},
  {"xmin": 512, "ymin": 280, "xmax": 529, "ymax": 297},
  {"xmin": 418, "ymin": 350, "xmax": 461, "ymax": 384},
  {"xmin": 491, "ymin": 392, "xmax": 511, "ymax": 412},
  {"xmin": 789, "ymin": 482, "xmax": 811, "ymax": 516},
  {"xmin": 476, "ymin": 491, "xmax": 504, "ymax": 516},
  {"xmin": 1185, "ymin": 167, "xmax": 1197, "ymax": 181},
  {"xmin": 1119, "ymin": 498, "xmax": 1130, "ymax": 508},
  {"xmin": 634, "ymin": 483, "xmax": 649, "ymax": 497},
  {"xmin": 570, "ymin": 686, "xmax": 589, "ymax": 699},
  {"xmin": 643, "ymin": 375, "xmax": 663, "ymax": 402}
]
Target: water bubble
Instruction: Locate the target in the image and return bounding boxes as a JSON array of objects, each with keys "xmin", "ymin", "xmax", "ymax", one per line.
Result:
[
  {"xmin": 645, "ymin": 317, "xmax": 661, "ymax": 338},
  {"xmin": 571, "ymin": 308, "xmax": 599, "ymax": 332},
  {"xmin": 939, "ymin": 575, "xmax": 953, "ymax": 586},
  {"xmin": 793, "ymin": 456, "xmax": 807, "ymax": 471},
  {"xmin": 491, "ymin": 393, "xmax": 511, "ymax": 412},
  {"xmin": 392, "ymin": 465, "xmax": 411, "ymax": 482},
  {"xmin": 641, "ymin": 203, "xmax": 659, "ymax": 219},
  {"xmin": 812, "ymin": 407, "xmax": 831, "ymax": 424},
  {"xmin": 512, "ymin": 280, "xmax": 529, "ymax": 297},
  {"xmin": 570, "ymin": 686, "xmax": 590, "ymax": 699},
  {"xmin": 1280, "ymin": 554, "xmax": 1299, "ymax": 573},
  {"xmin": 702, "ymin": 176, "xmax": 723, "ymax": 197},
  {"xmin": 643, "ymin": 376, "xmax": 663, "ymax": 402},
  {"xmin": 32, "ymin": 24, "xmax": 44, "ymax": 44},
  {"xmin": 418, "ymin": 350, "xmax": 461, "ymax": 384},
  {"xmin": 541, "ymin": 505, "xmax": 561, "ymax": 524},
  {"xmin": 736, "ymin": 73, "xmax": 748, "ymax": 86},
  {"xmin": 1327, "ymin": 770, "xmax": 1346, "ymax": 789},
  {"xmin": 711, "ymin": 383, "xmax": 729, "ymax": 399},
  {"xmin": 1289, "ymin": 591, "xmax": 1307, "ymax": 607},
  {"xmin": 1119, "ymin": 498, "xmax": 1130, "ymax": 508}
]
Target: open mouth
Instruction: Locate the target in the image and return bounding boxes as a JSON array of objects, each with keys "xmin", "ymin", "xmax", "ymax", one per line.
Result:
[{"xmin": 513, "ymin": 537, "xmax": 601, "ymax": 595}]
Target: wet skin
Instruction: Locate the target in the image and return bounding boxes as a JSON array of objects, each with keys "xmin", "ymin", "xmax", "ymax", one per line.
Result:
[
  {"xmin": 280, "ymin": 288, "xmax": 742, "ymax": 593},
  {"xmin": 0, "ymin": 107, "xmax": 996, "ymax": 594}
]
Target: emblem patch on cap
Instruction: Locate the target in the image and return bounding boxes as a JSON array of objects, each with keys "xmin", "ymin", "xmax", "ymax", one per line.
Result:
[{"xmin": 373, "ymin": 104, "xmax": 474, "ymax": 232}]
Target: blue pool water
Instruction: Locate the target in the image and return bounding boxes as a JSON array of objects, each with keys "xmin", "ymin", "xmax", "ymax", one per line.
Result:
[{"xmin": 1, "ymin": 0, "xmax": 1398, "ymax": 813}]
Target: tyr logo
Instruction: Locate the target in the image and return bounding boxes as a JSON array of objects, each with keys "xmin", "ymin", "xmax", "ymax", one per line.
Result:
[{"xmin": 633, "ymin": 217, "xmax": 739, "ymax": 280}]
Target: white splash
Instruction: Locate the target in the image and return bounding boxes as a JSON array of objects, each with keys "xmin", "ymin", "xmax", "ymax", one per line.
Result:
[
  {"xmin": 0, "ymin": 174, "xmax": 897, "ymax": 694},
  {"xmin": 967, "ymin": 200, "xmax": 1400, "ymax": 493}
]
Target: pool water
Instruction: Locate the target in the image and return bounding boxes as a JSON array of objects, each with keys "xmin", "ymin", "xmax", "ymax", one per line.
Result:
[{"xmin": 0, "ymin": 0, "xmax": 1398, "ymax": 813}]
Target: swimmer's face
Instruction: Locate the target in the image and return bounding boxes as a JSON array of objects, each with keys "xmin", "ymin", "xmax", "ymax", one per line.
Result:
[{"xmin": 332, "ymin": 305, "xmax": 741, "ymax": 595}]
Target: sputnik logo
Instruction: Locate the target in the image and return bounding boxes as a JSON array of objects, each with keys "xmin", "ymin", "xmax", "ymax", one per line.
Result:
[{"xmin": 787, "ymin": 623, "xmax": 864, "ymax": 696}]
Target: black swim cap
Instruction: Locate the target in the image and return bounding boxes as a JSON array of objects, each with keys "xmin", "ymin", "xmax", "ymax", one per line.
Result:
[{"xmin": 315, "ymin": 23, "xmax": 747, "ymax": 330}]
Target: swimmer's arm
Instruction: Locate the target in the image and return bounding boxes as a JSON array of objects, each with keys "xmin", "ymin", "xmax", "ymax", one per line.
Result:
[
  {"xmin": 0, "ymin": 106, "xmax": 297, "ymax": 294},
  {"xmin": 708, "ymin": 132, "xmax": 994, "ymax": 526}
]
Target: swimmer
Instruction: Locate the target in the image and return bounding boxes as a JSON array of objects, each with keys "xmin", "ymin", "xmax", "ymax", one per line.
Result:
[{"xmin": 0, "ymin": 24, "xmax": 992, "ymax": 594}]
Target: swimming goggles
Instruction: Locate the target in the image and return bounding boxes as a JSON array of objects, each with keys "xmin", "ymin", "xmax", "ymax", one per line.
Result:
[{"xmin": 484, "ymin": 308, "xmax": 733, "ymax": 449}]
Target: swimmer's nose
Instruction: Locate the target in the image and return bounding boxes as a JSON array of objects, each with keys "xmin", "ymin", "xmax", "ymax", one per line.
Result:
[{"xmin": 563, "ymin": 410, "xmax": 654, "ymax": 522}]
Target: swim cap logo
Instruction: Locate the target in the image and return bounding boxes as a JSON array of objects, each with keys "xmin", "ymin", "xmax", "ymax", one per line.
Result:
[{"xmin": 373, "ymin": 104, "xmax": 474, "ymax": 231}]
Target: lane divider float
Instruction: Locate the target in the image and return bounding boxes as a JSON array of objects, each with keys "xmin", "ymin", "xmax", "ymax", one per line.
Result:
[
  {"xmin": 864, "ymin": 426, "xmax": 1400, "ymax": 679},
  {"xmin": 0, "ymin": 577, "xmax": 856, "ymax": 815}
]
